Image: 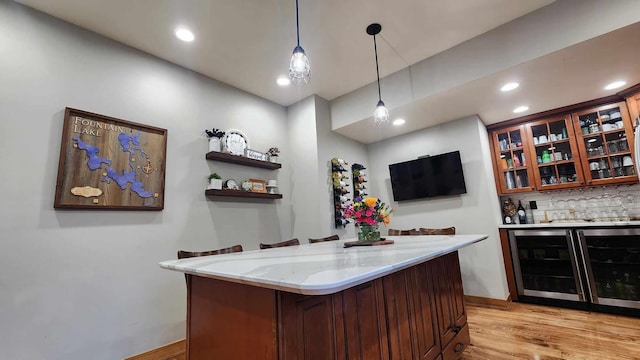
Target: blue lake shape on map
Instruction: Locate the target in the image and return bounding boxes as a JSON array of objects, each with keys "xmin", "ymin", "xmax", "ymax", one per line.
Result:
[
  {"xmin": 74, "ymin": 135, "xmax": 154, "ymax": 204},
  {"xmin": 73, "ymin": 138, "xmax": 111, "ymax": 169}
]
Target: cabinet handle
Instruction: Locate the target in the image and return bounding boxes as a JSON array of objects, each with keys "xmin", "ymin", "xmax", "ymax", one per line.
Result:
[
  {"xmin": 454, "ymin": 343, "xmax": 465, "ymax": 353},
  {"xmin": 453, "ymin": 326, "xmax": 461, "ymax": 334}
]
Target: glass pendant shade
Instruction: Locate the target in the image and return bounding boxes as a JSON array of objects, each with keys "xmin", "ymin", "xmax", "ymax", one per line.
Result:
[
  {"xmin": 289, "ymin": 45, "xmax": 310, "ymax": 85},
  {"xmin": 374, "ymin": 100, "xmax": 390, "ymax": 127}
]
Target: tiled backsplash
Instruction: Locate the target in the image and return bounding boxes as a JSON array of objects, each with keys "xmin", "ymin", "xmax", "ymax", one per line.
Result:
[{"xmin": 499, "ymin": 183, "xmax": 640, "ymax": 224}]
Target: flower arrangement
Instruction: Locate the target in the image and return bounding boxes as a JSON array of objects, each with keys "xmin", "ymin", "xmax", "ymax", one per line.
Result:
[
  {"xmin": 267, "ymin": 147, "xmax": 280, "ymax": 156},
  {"xmin": 204, "ymin": 128, "xmax": 225, "ymax": 138},
  {"xmin": 344, "ymin": 196, "xmax": 392, "ymax": 226}
]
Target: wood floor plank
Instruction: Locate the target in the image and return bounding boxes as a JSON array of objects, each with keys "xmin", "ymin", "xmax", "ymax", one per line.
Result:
[{"xmin": 461, "ymin": 303, "xmax": 640, "ymax": 360}]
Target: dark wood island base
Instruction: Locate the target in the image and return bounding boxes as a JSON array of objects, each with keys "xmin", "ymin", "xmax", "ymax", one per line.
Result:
[{"xmin": 186, "ymin": 251, "xmax": 469, "ymax": 360}]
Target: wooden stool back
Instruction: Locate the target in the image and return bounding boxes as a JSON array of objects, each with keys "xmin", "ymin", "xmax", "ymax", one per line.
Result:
[
  {"xmin": 387, "ymin": 228, "xmax": 414, "ymax": 236},
  {"xmin": 308, "ymin": 235, "xmax": 340, "ymax": 244},
  {"xmin": 259, "ymin": 238, "xmax": 300, "ymax": 249},
  {"xmin": 177, "ymin": 244, "xmax": 244, "ymax": 259},
  {"xmin": 417, "ymin": 227, "xmax": 456, "ymax": 235}
]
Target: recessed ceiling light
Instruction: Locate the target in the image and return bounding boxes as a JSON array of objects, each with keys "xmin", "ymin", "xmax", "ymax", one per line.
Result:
[
  {"xmin": 501, "ymin": 82, "xmax": 519, "ymax": 92},
  {"xmin": 588, "ymin": 138, "xmax": 597, "ymax": 143},
  {"xmin": 175, "ymin": 28, "xmax": 195, "ymax": 42},
  {"xmin": 276, "ymin": 76, "xmax": 291, "ymax": 86},
  {"xmin": 392, "ymin": 118, "xmax": 405, "ymax": 126},
  {"xmin": 513, "ymin": 106, "xmax": 529, "ymax": 113},
  {"xmin": 604, "ymin": 80, "xmax": 626, "ymax": 90}
]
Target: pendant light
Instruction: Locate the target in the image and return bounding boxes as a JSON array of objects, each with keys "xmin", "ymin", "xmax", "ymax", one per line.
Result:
[
  {"xmin": 367, "ymin": 23, "xmax": 389, "ymax": 127},
  {"xmin": 289, "ymin": 0, "xmax": 310, "ymax": 85}
]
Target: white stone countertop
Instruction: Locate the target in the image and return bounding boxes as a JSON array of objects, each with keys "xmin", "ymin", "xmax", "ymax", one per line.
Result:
[
  {"xmin": 498, "ymin": 221, "xmax": 640, "ymax": 229},
  {"xmin": 159, "ymin": 235, "xmax": 487, "ymax": 295}
]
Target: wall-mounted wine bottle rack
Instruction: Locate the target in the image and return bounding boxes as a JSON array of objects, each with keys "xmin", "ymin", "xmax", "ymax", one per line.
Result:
[
  {"xmin": 352, "ymin": 163, "xmax": 367, "ymax": 199},
  {"xmin": 331, "ymin": 158, "xmax": 351, "ymax": 228}
]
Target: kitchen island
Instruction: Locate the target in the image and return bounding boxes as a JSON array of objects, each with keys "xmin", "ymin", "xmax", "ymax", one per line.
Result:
[{"xmin": 160, "ymin": 234, "xmax": 487, "ymax": 360}]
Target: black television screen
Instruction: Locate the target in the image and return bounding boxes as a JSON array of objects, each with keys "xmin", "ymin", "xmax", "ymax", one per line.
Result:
[{"xmin": 388, "ymin": 151, "xmax": 467, "ymax": 201}]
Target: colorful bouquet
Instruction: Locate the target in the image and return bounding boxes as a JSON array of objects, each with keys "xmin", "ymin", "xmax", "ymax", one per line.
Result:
[{"xmin": 344, "ymin": 196, "xmax": 392, "ymax": 226}]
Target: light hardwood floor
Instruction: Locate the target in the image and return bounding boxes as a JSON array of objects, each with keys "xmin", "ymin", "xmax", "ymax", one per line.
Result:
[
  {"xmin": 145, "ymin": 303, "xmax": 639, "ymax": 360},
  {"xmin": 462, "ymin": 303, "xmax": 640, "ymax": 360}
]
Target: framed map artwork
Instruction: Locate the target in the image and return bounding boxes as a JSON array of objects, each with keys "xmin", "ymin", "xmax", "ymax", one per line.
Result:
[{"xmin": 54, "ymin": 108, "xmax": 168, "ymax": 210}]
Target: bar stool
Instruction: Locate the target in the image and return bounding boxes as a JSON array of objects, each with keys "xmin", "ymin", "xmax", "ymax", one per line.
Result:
[
  {"xmin": 259, "ymin": 238, "xmax": 300, "ymax": 249},
  {"xmin": 387, "ymin": 228, "xmax": 414, "ymax": 236},
  {"xmin": 177, "ymin": 244, "xmax": 244, "ymax": 259},
  {"xmin": 308, "ymin": 235, "xmax": 340, "ymax": 244},
  {"xmin": 417, "ymin": 227, "xmax": 456, "ymax": 235}
]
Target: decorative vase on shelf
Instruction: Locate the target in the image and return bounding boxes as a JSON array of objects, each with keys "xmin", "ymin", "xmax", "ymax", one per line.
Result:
[
  {"xmin": 208, "ymin": 138, "xmax": 221, "ymax": 152},
  {"xmin": 269, "ymin": 155, "xmax": 279, "ymax": 163},
  {"xmin": 207, "ymin": 178, "xmax": 222, "ymax": 190},
  {"xmin": 357, "ymin": 224, "xmax": 381, "ymax": 242}
]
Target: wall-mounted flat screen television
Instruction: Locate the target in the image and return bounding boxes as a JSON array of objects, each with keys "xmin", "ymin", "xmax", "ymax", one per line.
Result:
[{"xmin": 388, "ymin": 151, "xmax": 467, "ymax": 201}]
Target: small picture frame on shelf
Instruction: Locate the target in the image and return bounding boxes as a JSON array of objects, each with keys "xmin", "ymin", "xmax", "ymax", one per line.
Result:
[
  {"xmin": 250, "ymin": 179, "xmax": 267, "ymax": 193},
  {"xmin": 244, "ymin": 148, "xmax": 268, "ymax": 161}
]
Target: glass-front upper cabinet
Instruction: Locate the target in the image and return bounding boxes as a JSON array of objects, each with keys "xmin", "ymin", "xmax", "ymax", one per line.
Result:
[
  {"xmin": 491, "ymin": 125, "xmax": 535, "ymax": 194},
  {"xmin": 571, "ymin": 102, "xmax": 637, "ymax": 186},
  {"xmin": 525, "ymin": 114, "xmax": 585, "ymax": 190}
]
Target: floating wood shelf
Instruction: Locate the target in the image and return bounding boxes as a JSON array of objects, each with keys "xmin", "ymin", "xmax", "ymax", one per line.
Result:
[
  {"xmin": 206, "ymin": 151, "xmax": 281, "ymax": 170},
  {"xmin": 205, "ymin": 189, "xmax": 283, "ymax": 199}
]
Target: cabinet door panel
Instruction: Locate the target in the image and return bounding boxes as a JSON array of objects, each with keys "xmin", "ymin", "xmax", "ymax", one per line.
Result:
[
  {"xmin": 432, "ymin": 252, "xmax": 467, "ymax": 347},
  {"xmin": 572, "ymin": 102, "xmax": 638, "ymax": 186},
  {"xmin": 525, "ymin": 114, "xmax": 585, "ymax": 190},
  {"xmin": 490, "ymin": 125, "xmax": 536, "ymax": 194},
  {"xmin": 382, "ymin": 270, "xmax": 416, "ymax": 359},
  {"xmin": 342, "ymin": 280, "xmax": 389, "ymax": 360},
  {"xmin": 279, "ymin": 293, "xmax": 345, "ymax": 360},
  {"xmin": 626, "ymin": 91, "xmax": 640, "ymax": 123},
  {"xmin": 409, "ymin": 264, "xmax": 442, "ymax": 360}
]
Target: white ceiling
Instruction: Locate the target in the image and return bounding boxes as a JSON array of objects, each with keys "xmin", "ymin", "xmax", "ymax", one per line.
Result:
[
  {"xmin": 14, "ymin": 0, "xmax": 640, "ymax": 144},
  {"xmin": 15, "ymin": 0, "xmax": 553, "ymax": 106},
  {"xmin": 336, "ymin": 21, "xmax": 640, "ymax": 143}
]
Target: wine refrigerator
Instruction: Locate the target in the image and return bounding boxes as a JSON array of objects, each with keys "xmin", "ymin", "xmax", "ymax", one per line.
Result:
[{"xmin": 509, "ymin": 228, "xmax": 640, "ymax": 311}]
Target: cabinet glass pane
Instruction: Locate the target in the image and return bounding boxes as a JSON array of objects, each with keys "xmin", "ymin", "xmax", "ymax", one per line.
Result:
[
  {"xmin": 497, "ymin": 127, "xmax": 531, "ymax": 191},
  {"xmin": 531, "ymin": 117, "xmax": 579, "ymax": 188},
  {"xmin": 580, "ymin": 106, "xmax": 635, "ymax": 180},
  {"xmin": 584, "ymin": 236, "xmax": 640, "ymax": 301}
]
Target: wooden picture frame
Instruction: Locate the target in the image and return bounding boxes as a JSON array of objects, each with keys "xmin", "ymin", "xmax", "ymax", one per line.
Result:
[
  {"xmin": 250, "ymin": 179, "xmax": 267, "ymax": 193},
  {"xmin": 54, "ymin": 108, "xmax": 168, "ymax": 210}
]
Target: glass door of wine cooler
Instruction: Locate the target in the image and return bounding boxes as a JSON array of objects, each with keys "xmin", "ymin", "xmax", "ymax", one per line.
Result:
[
  {"xmin": 576, "ymin": 229, "xmax": 640, "ymax": 309},
  {"xmin": 509, "ymin": 229, "xmax": 586, "ymax": 301}
]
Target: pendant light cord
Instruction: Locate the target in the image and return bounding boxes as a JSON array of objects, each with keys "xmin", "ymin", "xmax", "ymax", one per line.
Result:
[
  {"xmin": 295, "ymin": 0, "xmax": 301, "ymax": 47},
  {"xmin": 373, "ymin": 34, "xmax": 381, "ymax": 102}
]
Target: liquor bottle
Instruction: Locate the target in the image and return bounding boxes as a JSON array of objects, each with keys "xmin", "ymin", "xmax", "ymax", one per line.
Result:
[
  {"xmin": 517, "ymin": 200, "xmax": 527, "ymax": 224},
  {"xmin": 502, "ymin": 198, "xmax": 515, "ymax": 224},
  {"xmin": 525, "ymin": 203, "xmax": 534, "ymax": 224}
]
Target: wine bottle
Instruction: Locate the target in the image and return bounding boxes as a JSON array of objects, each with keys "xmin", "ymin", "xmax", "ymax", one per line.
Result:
[{"xmin": 517, "ymin": 200, "xmax": 527, "ymax": 224}]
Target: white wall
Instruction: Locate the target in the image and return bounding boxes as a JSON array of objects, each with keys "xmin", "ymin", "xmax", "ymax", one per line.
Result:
[
  {"xmin": 287, "ymin": 96, "xmax": 322, "ymax": 241},
  {"xmin": 367, "ymin": 116, "xmax": 509, "ymax": 300},
  {"xmin": 315, "ymin": 96, "xmax": 369, "ymax": 239},
  {"xmin": 0, "ymin": 2, "xmax": 291, "ymax": 359}
]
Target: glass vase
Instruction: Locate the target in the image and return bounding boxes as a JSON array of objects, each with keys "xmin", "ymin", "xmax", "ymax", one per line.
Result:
[{"xmin": 357, "ymin": 224, "xmax": 381, "ymax": 242}]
